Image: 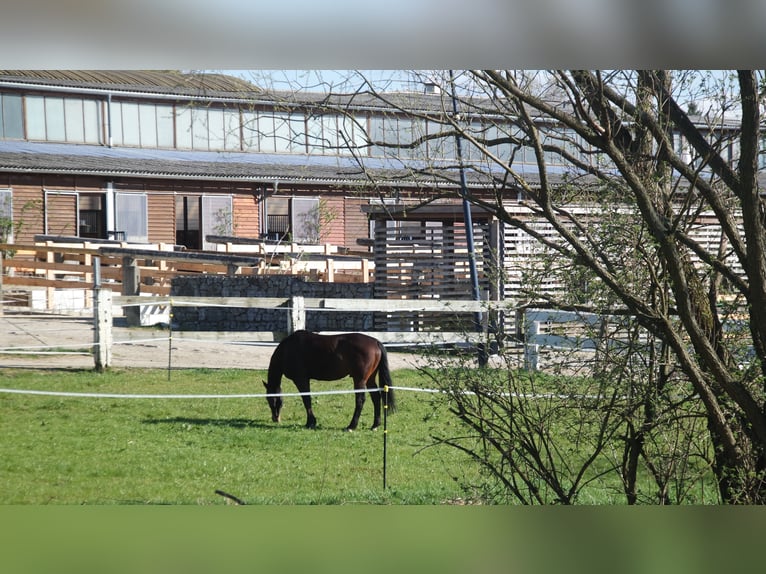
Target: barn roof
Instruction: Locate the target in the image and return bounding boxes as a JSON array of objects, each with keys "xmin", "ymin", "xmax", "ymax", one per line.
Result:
[
  {"xmin": 0, "ymin": 70, "xmax": 261, "ymax": 99},
  {"xmin": 0, "ymin": 140, "xmax": 519, "ymax": 189},
  {"xmin": 0, "ymin": 70, "xmax": 486, "ymax": 116}
]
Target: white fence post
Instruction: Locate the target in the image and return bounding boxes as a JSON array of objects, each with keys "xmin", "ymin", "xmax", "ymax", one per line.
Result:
[
  {"xmin": 93, "ymin": 287, "xmax": 113, "ymax": 371},
  {"xmin": 524, "ymin": 315, "xmax": 540, "ymax": 371},
  {"xmin": 289, "ymin": 295, "xmax": 306, "ymax": 333}
]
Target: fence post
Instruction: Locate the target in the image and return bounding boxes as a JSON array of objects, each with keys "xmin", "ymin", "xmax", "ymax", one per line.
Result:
[
  {"xmin": 46, "ymin": 242, "xmax": 55, "ymax": 309},
  {"xmin": 93, "ymin": 287, "xmax": 113, "ymax": 371},
  {"xmin": 122, "ymin": 256, "xmax": 140, "ymax": 326},
  {"xmin": 523, "ymin": 310, "xmax": 540, "ymax": 371},
  {"xmin": 289, "ymin": 295, "xmax": 306, "ymax": 333}
]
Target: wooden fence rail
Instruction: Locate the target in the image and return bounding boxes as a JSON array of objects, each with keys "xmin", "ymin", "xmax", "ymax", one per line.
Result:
[
  {"xmin": 89, "ymin": 292, "xmax": 510, "ymax": 370},
  {"xmin": 0, "ymin": 240, "xmax": 374, "ymax": 311}
]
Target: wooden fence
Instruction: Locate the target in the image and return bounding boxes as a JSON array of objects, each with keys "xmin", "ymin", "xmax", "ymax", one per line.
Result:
[
  {"xmin": 92, "ymin": 291, "xmax": 508, "ymax": 370},
  {"xmin": 0, "ymin": 239, "xmax": 374, "ymax": 311}
]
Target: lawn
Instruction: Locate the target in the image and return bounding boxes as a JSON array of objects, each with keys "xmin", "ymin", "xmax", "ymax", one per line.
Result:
[{"xmin": 0, "ymin": 367, "xmax": 480, "ymax": 504}]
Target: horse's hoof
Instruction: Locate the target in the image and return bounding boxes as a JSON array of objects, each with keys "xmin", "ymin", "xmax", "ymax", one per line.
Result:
[{"xmin": 344, "ymin": 427, "xmax": 355, "ymax": 433}]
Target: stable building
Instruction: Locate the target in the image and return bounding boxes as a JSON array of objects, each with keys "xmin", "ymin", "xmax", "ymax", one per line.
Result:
[{"xmin": 0, "ymin": 70, "xmax": 494, "ymax": 254}]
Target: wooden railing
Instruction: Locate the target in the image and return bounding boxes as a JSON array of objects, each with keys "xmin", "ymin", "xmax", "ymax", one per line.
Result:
[
  {"xmin": 0, "ymin": 239, "xmax": 375, "ymax": 310},
  {"xmin": 92, "ymin": 291, "xmax": 507, "ymax": 370}
]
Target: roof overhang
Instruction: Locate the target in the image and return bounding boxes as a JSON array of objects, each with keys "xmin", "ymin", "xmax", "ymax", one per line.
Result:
[{"xmin": 0, "ymin": 141, "xmax": 509, "ymax": 189}]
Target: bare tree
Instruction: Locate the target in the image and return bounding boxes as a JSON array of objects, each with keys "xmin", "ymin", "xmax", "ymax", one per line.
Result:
[
  {"xmin": 383, "ymin": 70, "xmax": 766, "ymax": 503},
  {"xmin": 259, "ymin": 69, "xmax": 764, "ymax": 502}
]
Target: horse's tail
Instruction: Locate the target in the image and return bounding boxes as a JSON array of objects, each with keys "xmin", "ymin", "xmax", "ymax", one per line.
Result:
[{"xmin": 377, "ymin": 341, "xmax": 396, "ymax": 414}]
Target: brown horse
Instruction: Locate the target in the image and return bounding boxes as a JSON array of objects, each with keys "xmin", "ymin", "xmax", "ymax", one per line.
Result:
[{"xmin": 263, "ymin": 330, "xmax": 395, "ymax": 431}]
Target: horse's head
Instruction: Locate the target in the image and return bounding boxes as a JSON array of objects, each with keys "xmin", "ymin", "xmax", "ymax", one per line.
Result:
[{"xmin": 263, "ymin": 379, "xmax": 283, "ymax": 423}]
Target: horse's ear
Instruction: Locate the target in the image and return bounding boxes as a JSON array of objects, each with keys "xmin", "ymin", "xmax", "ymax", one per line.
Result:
[{"xmin": 262, "ymin": 380, "xmax": 268, "ymax": 389}]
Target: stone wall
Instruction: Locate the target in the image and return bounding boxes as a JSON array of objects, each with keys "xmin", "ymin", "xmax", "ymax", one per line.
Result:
[{"xmin": 170, "ymin": 275, "xmax": 374, "ymax": 332}]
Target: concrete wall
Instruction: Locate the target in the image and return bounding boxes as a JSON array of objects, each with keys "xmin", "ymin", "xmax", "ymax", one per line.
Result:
[{"xmin": 170, "ymin": 275, "xmax": 373, "ymax": 332}]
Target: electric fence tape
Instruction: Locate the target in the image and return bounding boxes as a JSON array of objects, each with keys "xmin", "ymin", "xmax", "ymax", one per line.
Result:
[{"xmin": 0, "ymin": 385, "xmax": 618, "ymax": 401}]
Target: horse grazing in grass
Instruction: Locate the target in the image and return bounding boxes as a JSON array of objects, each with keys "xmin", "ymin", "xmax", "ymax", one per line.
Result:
[{"xmin": 264, "ymin": 330, "xmax": 395, "ymax": 431}]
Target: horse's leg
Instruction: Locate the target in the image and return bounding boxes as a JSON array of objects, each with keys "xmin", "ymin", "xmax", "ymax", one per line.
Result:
[
  {"xmin": 368, "ymin": 373, "xmax": 382, "ymax": 431},
  {"xmin": 346, "ymin": 380, "xmax": 366, "ymax": 432},
  {"xmin": 296, "ymin": 378, "xmax": 317, "ymax": 429}
]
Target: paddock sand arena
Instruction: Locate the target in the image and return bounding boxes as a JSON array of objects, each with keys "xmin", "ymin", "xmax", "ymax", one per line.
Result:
[{"xmin": 0, "ymin": 311, "xmax": 427, "ymax": 371}]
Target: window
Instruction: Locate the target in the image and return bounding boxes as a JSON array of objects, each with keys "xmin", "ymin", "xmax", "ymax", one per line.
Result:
[
  {"xmin": 340, "ymin": 113, "xmax": 367, "ymax": 155},
  {"xmin": 111, "ymin": 101, "xmax": 175, "ymax": 148},
  {"xmin": 191, "ymin": 108, "xmax": 209, "ymax": 149},
  {"xmin": 262, "ymin": 196, "xmax": 320, "ymax": 243},
  {"xmin": 176, "ymin": 194, "xmax": 234, "ymax": 249},
  {"xmin": 82, "ymin": 100, "xmax": 101, "ymax": 144},
  {"xmin": 44, "ymin": 98, "xmax": 66, "ymax": 141},
  {"xmin": 119, "ymin": 102, "xmax": 141, "ymax": 146},
  {"xmin": 115, "ymin": 193, "xmax": 148, "ymax": 242},
  {"xmin": 65, "ymin": 99, "xmax": 85, "ymax": 142},
  {"xmin": 272, "ymin": 112, "xmax": 304, "ymax": 153},
  {"xmin": 176, "ymin": 195, "xmax": 201, "ymax": 249},
  {"xmin": 368, "ymin": 116, "xmax": 386, "ymax": 157},
  {"xmin": 26, "ymin": 96, "xmax": 102, "ymax": 144},
  {"xmin": 78, "ymin": 193, "xmax": 106, "ymax": 239},
  {"xmin": 306, "ymin": 114, "xmax": 328, "ymax": 153},
  {"xmin": 207, "ymin": 108, "xmax": 225, "ymax": 150},
  {"xmin": 175, "ymin": 106, "xmax": 193, "ymax": 149},
  {"xmin": 25, "ymin": 97, "xmax": 46, "ymax": 140},
  {"xmin": 176, "ymin": 105, "xmax": 237, "ymax": 151},
  {"xmin": 0, "ymin": 94, "xmax": 23, "ymax": 139},
  {"xmin": 201, "ymin": 195, "xmax": 233, "ymax": 250},
  {"xmin": 292, "ymin": 197, "xmax": 320, "ymax": 243},
  {"xmin": 156, "ymin": 104, "xmax": 175, "ymax": 148},
  {"xmin": 395, "ymin": 118, "xmax": 427, "ymax": 160},
  {"xmin": 426, "ymin": 119, "xmax": 454, "ymax": 160},
  {"xmin": 139, "ymin": 104, "xmax": 158, "ymax": 147},
  {"xmin": 241, "ymin": 110, "xmax": 260, "ymax": 151},
  {"xmin": 223, "ymin": 109, "xmax": 241, "ymax": 151}
]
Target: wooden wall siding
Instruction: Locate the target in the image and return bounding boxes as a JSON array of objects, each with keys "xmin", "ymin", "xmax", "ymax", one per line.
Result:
[
  {"xmin": 499, "ymin": 208, "xmax": 747, "ymax": 306},
  {"xmin": 343, "ymin": 196, "xmax": 370, "ymax": 252},
  {"xmin": 373, "ymin": 219, "xmax": 491, "ymax": 331},
  {"xmin": 42, "ymin": 175, "xmax": 76, "ymax": 189},
  {"xmin": 502, "ymin": 220, "xmax": 566, "ymax": 302},
  {"xmin": 10, "ymin": 184, "xmax": 45, "ymax": 244},
  {"xmin": 321, "ymin": 196, "xmax": 346, "ymax": 247},
  {"xmin": 232, "ymin": 193, "xmax": 259, "ymax": 239},
  {"xmin": 45, "ymin": 193, "xmax": 77, "ymax": 237},
  {"xmin": 9, "ymin": 175, "xmax": 107, "ymax": 243},
  {"xmin": 147, "ymin": 193, "xmax": 176, "ymax": 244}
]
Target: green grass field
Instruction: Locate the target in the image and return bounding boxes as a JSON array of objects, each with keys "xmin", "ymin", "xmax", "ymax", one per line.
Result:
[{"xmin": 0, "ymin": 367, "xmax": 481, "ymax": 505}]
